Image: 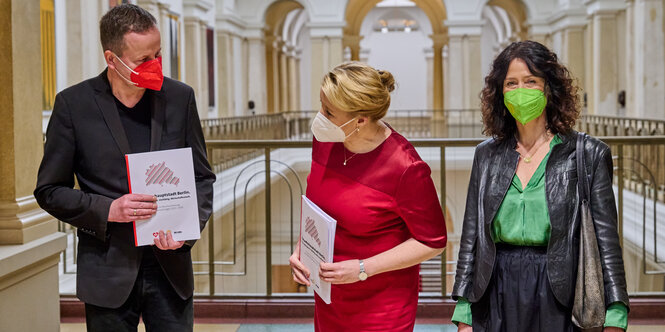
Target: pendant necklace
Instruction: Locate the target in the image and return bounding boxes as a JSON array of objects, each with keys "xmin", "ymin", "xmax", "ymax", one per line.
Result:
[
  {"xmin": 343, "ymin": 148, "xmax": 357, "ymax": 166},
  {"xmin": 518, "ymin": 133, "xmax": 550, "ymax": 163}
]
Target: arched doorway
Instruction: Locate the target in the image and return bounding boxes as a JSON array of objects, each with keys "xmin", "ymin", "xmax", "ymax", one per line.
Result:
[
  {"xmin": 264, "ymin": 0, "xmax": 305, "ymax": 114},
  {"xmin": 343, "ymin": 0, "xmax": 447, "ymax": 110}
]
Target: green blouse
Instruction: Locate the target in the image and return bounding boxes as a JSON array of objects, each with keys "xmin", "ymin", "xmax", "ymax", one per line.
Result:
[{"xmin": 452, "ymin": 135, "xmax": 628, "ymax": 329}]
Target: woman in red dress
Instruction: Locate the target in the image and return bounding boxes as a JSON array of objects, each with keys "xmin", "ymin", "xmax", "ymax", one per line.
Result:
[{"xmin": 289, "ymin": 62, "xmax": 448, "ymax": 331}]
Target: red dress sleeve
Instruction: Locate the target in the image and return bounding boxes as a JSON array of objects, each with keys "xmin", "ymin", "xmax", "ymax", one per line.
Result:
[{"xmin": 395, "ymin": 160, "xmax": 447, "ymax": 248}]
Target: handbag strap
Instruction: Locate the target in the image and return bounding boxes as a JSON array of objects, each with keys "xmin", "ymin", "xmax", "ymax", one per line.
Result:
[{"xmin": 576, "ymin": 132, "xmax": 590, "ymax": 203}]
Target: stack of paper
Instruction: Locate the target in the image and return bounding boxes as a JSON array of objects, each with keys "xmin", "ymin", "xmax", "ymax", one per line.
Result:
[
  {"xmin": 300, "ymin": 195, "xmax": 337, "ymax": 304},
  {"xmin": 125, "ymin": 148, "xmax": 200, "ymax": 246}
]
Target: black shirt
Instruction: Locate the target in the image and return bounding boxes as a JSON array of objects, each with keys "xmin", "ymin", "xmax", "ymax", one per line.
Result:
[
  {"xmin": 116, "ymin": 95, "xmax": 156, "ymax": 256},
  {"xmin": 115, "ymin": 94, "xmax": 151, "ymax": 153}
]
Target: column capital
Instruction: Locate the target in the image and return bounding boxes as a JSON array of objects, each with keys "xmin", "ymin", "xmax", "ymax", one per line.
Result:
[
  {"xmin": 308, "ymin": 21, "xmax": 345, "ymax": 38},
  {"xmin": 548, "ymin": 8, "xmax": 588, "ymax": 32},
  {"xmin": 430, "ymin": 33, "xmax": 449, "ymax": 49},
  {"xmin": 526, "ymin": 19, "xmax": 552, "ymax": 36},
  {"xmin": 444, "ymin": 19, "xmax": 485, "ymax": 36},
  {"xmin": 342, "ymin": 34, "xmax": 363, "ymax": 45},
  {"xmin": 183, "ymin": 0, "xmax": 213, "ymax": 14},
  {"xmin": 157, "ymin": 2, "xmax": 170, "ymax": 12},
  {"xmin": 215, "ymin": 14, "xmax": 248, "ymax": 37},
  {"xmin": 583, "ymin": 0, "xmax": 626, "ymax": 16}
]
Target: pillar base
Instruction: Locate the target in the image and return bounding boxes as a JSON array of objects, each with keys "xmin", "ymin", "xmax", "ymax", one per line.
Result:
[
  {"xmin": 0, "ymin": 232, "xmax": 67, "ymax": 331},
  {"xmin": 0, "ymin": 196, "xmax": 58, "ymax": 245}
]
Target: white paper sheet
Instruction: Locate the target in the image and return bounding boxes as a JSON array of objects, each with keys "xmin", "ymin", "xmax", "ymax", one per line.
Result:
[
  {"xmin": 300, "ymin": 195, "xmax": 337, "ymax": 304},
  {"xmin": 125, "ymin": 147, "xmax": 200, "ymax": 246}
]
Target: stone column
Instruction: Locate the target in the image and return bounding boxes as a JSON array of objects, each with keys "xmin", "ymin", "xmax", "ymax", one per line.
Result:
[
  {"xmin": 0, "ymin": 0, "xmax": 67, "ymax": 330},
  {"xmin": 528, "ymin": 23, "xmax": 554, "ymax": 49},
  {"xmin": 550, "ymin": 9, "xmax": 587, "ymax": 103},
  {"xmin": 279, "ymin": 45, "xmax": 289, "ymax": 112},
  {"xmin": 631, "ymin": 0, "xmax": 665, "ymax": 119},
  {"xmin": 199, "ymin": 22, "xmax": 209, "ymax": 117},
  {"xmin": 287, "ymin": 47, "xmax": 300, "ymax": 111},
  {"xmin": 264, "ymin": 35, "xmax": 279, "ymax": 114},
  {"xmin": 342, "ymin": 34, "xmax": 362, "ymax": 61},
  {"xmin": 584, "ymin": 0, "xmax": 625, "ymax": 115},
  {"xmin": 424, "ymin": 48, "xmax": 433, "ymax": 110},
  {"xmin": 444, "ymin": 20, "xmax": 484, "ymax": 109},
  {"xmin": 183, "ymin": 17, "xmax": 206, "ymax": 118},
  {"xmin": 157, "ymin": 2, "xmax": 171, "ymax": 79},
  {"xmin": 247, "ymin": 35, "xmax": 267, "ymax": 114},
  {"xmin": 183, "ymin": 0, "xmax": 212, "ymax": 118},
  {"xmin": 309, "ymin": 24, "xmax": 344, "ymax": 110},
  {"xmin": 216, "ymin": 30, "xmax": 235, "ymax": 117},
  {"xmin": 65, "ymin": 0, "xmax": 106, "ymax": 86},
  {"xmin": 295, "ymin": 52, "xmax": 301, "ymax": 111},
  {"xmin": 431, "ymin": 34, "xmax": 447, "ymax": 111}
]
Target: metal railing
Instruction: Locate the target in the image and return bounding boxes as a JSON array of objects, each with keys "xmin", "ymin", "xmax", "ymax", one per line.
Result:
[
  {"xmin": 579, "ymin": 114, "xmax": 665, "ymax": 137},
  {"xmin": 201, "ymin": 109, "xmax": 485, "ymax": 172},
  {"xmin": 57, "ymin": 112, "xmax": 665, "ymax": 298},
  {"xmin": 188, "ymin": 136, "xmax": 665, "ymax": 298}
]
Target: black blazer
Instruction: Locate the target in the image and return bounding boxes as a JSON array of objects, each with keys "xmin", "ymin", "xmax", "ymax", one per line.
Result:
[
  {"xmin": 34, "ymin": 70, "xmax": 216, "ymax": 308},
  {"xmin": 451, "ymin": 131, "xmax": 629, "ymax": 310}
]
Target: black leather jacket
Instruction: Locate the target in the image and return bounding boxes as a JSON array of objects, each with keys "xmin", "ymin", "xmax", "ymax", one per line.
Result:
[{"xmin": 452, "ymin": 131, "xmax": 629, "ymax": 310}]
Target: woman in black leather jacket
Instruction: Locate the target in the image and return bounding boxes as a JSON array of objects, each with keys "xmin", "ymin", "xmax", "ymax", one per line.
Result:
[{"xmin": 451, "ymin": 41, "xmax": 629, "ymax": 332}]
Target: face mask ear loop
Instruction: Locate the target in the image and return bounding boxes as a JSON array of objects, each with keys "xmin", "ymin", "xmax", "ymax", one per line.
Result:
[
  {"xmin": 343, "ymin": 119, "xmax": 361, "ymax": 139},
  {"xmin": 111, "ymin": 54, "xmax": 139, "ymax": 86},
  {"xmin": 113, "ymin": 67, "xmax": 138, "ymax": 86},
  {"xmin": 114, "ymin": 55, "xmax": 139, "ymax": 75}
]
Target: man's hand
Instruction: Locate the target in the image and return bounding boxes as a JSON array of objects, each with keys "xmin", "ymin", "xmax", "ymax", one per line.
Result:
[
  {"xmin": 108, "ymin": 194, "xmax": 157, "ymax": 222},
  {"xmin": 319, "ymin": 259, "xmax": 362, "ymax": 284},
  {"xmin": 154, "ymin": 230, "xmax": 185, "ymax": 250}
]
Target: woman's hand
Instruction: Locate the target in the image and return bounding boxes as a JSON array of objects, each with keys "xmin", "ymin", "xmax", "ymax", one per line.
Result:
[
  {"xmin": 319, "ymin": 259, "xmax": 361, "ymax": 284},
  {"xmin": 458, "ymin": 322, "xmax": 472, "ymax": 331},
  {"xmin": 603, "ymin": 327, "xmax": 623, "ymax": 332},
  {"xmin": 289, "ymin": 242, "xmax": 311, "ymax": 285}
]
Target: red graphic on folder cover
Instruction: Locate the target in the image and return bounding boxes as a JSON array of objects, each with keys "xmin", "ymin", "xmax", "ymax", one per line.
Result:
[
  {"xmin": 145, "ymin": 162, "xmax": 180, "ymax": 186},
  {"xmin": 304, "ymin": 217, "xmax": 322, "ymax": 247}
]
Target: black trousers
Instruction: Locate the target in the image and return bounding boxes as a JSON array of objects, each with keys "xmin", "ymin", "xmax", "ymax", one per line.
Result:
[
  {"xmin": 85, "ymin": 248, "xmax": 193, "ymax": 332},
  {"xmin": 471, "ymin": 244, "xmax": 577, "ymax": 332}
]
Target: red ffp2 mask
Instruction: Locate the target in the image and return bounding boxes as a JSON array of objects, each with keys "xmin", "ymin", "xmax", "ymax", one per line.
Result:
[{"xmin": 114, "ymin": 55, "xmax": 164, "ymax": 91}]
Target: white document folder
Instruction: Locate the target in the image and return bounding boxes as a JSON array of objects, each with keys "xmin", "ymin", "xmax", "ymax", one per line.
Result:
[
  {"xmin": 125, "ymin": 147, "xmax": 200, "ymax": 246},
  {"xmin": 300, "ymin": 195, "xmax": 337, "ymax": 304}
]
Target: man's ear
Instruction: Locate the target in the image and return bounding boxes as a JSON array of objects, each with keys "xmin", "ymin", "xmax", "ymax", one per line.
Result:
[{"xmin": 104, "ymin": 50, "xmax": 116, "ymax": 69}]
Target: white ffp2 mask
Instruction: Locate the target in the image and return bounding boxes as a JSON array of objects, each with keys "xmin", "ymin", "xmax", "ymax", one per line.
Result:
[{"xmin": 310, "ymin": 112, "xmax": 358, "ymax": 142}]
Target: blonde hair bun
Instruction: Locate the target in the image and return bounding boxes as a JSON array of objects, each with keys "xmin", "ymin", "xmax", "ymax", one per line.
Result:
[
  {"xmin": 321, "ymin": 62, "xmax": 395, "ymax": 120},
  {"xmin": 377, "ymin": 70, "xmax": 395, "ymax": 93}
]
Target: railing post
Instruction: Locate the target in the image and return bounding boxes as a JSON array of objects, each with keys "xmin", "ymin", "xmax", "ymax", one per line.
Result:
[
  {"xmin": 617, "ymin": 144, "xmax": 624, "ymax": 248},
  {"xmin": 265, "ymin": 148, "xmax": 272, "ymax": 296},
  {"xmin": 208, "ymin": 146, "xmax": 215, "ymax": 296},
  {"xmin": 440, "ymin": 145, "xmax": 447, "ymax": 295}
]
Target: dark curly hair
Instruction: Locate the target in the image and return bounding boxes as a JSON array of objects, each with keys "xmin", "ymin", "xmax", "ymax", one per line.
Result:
[{"xmin": 480, "ymin": 40, "xmax": 580, "ymax": 140}]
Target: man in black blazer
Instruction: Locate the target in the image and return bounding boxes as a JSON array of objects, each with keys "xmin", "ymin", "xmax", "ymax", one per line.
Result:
[{"xmin": 34, "ymin": 4, "xmax": 215, "ymax": 331}]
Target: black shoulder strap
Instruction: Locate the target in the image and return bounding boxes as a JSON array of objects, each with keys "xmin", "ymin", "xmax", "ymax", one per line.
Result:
[{"xmin": 576, "ymin": 132, "xmax": 590, "ymax": 203}]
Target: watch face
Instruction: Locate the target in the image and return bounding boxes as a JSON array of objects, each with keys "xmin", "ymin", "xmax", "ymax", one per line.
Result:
[{"xmin": 359, "ymin": 272, "xmax": 368, "ymax": 281}]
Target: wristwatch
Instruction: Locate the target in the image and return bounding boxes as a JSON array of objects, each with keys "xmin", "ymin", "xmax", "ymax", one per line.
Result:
[{"xmin": 358, "ymin": 259, "xmax": 368, "ymax": 281}]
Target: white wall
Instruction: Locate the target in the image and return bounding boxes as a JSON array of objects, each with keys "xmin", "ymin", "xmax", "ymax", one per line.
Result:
[{"xmin": 359, "ymin": 7, "xmax": 432, "ymax": 111}]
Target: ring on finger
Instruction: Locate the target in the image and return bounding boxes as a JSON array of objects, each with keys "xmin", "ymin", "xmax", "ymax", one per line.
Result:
[{"xmin": 133, "ymin": 209, "xmax": 137, "ymax": 216}]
